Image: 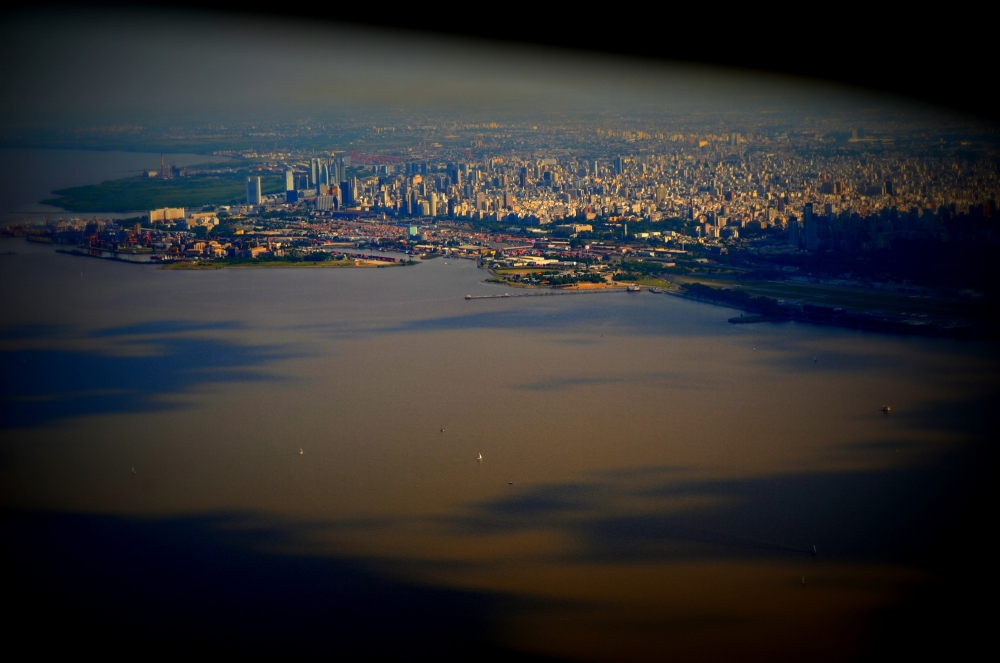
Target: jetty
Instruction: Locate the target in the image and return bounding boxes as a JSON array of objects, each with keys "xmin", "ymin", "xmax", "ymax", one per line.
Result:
[{"xmin": 466, "ymin": 289, "xmax": 627, "ymax": 300}]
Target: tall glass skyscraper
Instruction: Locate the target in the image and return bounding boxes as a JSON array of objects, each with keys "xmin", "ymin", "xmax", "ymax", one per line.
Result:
[{"xmin": 247, "ymin": 176, "xmax": 262, "ymax": 205}]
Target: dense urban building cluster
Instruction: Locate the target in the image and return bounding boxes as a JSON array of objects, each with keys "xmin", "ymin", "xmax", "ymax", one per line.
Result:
[
  {"xmin": 211, "ymin": 118, "xmax": 998, "ymax": 268},
  {"xmin": 6, "ymin": 114, "xmax": 1000, "ymax": 299}
]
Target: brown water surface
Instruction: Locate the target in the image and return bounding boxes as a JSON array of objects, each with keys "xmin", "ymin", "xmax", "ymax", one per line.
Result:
[{"xmin": 1, "ymin": 237, "xmax": 995, "ymax": 660}]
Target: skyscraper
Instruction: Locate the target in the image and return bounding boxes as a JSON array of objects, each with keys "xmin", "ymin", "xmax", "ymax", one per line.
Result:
[
  {"xmin": 336, "ymin": 155, "xmax": 348, "ymax": 184},
  {"xmin": 310, "ymin": 159, "xmax": 318, "ymax": 187},
  {"xmin": 341, "ymin": 180, "xmax": 354, "ymax": 207},
  {"xmin": 285, "ymin": 170, "xmax": 295, "ymax": 191},
  {"xmin": 247, "ymin": 176, "xmax": 262, "ymax": 205},
  {"xmin": 614, "ymin": 156, "xmax": 624, "ymax": 175},
  {"xmin": 803, "ymin": 203, "xmax": 817, "ymax": 251},
  {"xmin": 787, "ymin": 215, "xmax": 800, "ymax": 247}
]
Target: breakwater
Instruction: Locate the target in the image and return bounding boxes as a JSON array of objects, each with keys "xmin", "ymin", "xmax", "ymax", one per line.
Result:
[{"xmin": 466, "ymin": 288, "xmax": 626, "ymax": 300}]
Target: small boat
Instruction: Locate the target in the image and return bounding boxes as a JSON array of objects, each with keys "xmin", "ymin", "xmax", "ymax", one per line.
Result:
[
  {"xmin": 626, "ymin": 285, "xmax": 641, "ymax": 292},
  {"xmin": 477, "ymin": 453, "xmax": 483, "ymax": 461},
  {"xmin": 298, "ymin": 448, "xmax": 304, "ymax": 455},
  {"xmin": 131, "ymin": 467, "xmax": 136, "ymax": 475},
  {"xmin": 465, "ymin": 294, "xmax": 472, "ymax": 299},
  {"xmin": 881, "ymin": 405, "xmax": 891, "ymax": 413},
  {"xmin": 648, "ymin": 287, "xmax": 663, "ymax": 293}
]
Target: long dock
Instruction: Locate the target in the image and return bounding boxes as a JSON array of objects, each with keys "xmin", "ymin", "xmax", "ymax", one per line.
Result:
[{"xmin": 466, "ymin": 289, "xmax": 628, "ymax": 300}]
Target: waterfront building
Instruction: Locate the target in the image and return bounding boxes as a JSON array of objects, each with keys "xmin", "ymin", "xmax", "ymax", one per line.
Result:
[
  {"xmin": 247, "ymin": 177, "xmax": 262, "ymax": 205},
  {"xmin": 804, "ymin": 203, "xmax": 817, "ymax": 251},
  {"xmin": 149, "ymin": 207, "xmax": 185, "ymax": 223},
  {"xmin": 787, "ymin": 215, "xmax": 800, "ymax": 248}
]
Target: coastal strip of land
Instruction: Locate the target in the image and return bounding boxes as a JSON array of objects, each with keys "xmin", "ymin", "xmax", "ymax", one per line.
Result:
[
  {"xmin": 161, "ymin": 258, "xmax": 409, "ymax": 270},
  {"xmin": 54, "ymin": 248, "xmax": 414, "ymax": 270}
]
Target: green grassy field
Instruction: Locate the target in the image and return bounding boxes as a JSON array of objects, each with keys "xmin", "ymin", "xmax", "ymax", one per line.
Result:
[
  {"xmin": 161, "ymin": 258, "xmax": 410, "ymax": 270},
  {"xmin": 43, "ymin": 174, "xmax": 284, "ymax": 212},
  {"xmin": 633, "ymin": 276, "xmax": 677, "ymax": 288},
  {"xmin": 673, "ymin": 275, "xmax": 980, "ymax": 318}
]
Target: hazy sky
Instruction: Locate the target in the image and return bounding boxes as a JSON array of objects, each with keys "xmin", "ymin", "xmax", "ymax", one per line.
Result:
[{"xmin": 0, "ymin": 7, "xmax": 913, "ymax": 127}]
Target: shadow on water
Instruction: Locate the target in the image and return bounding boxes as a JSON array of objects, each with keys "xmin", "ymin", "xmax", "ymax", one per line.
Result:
[
  {"xmin": 0, "ymin": 321, "xmax": 291, "ymax": 429},
  {"xmin": 0, "ymin": 394, "xmax": 994, "ymax": 660},
  {"xmin": 445, "ymin": 392, "xmax": 996, "ymax": 567},
  {"xmin": 318, "ymin": 296, "xmax": 730, "ymax": 340},
  {"xmin": 0, "ymin": 510, "xmax": 556, "ymax": 661}
]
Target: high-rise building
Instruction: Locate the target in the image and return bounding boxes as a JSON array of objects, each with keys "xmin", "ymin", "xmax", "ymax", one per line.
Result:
[
  {"xmin": 429, "ymin": 194, "xmax": 438, "ymax": 217},
  {"xmin": 310, "ymin": 159, "xmax": 318, "ymax": 187},
  {"xmin": 787, "ymin": 215, "xmax": 800, "ymax": 247},
  {"xmin": 341, "ymin": 180, "xmax": 355, "ymax": 207},
  {"xmin": 285, "ymin": 170, "xmax": 295, "ymax": 191},
  {"xmin": 335, "ymin": 155, "xmax": 351, "ymax": 184},
  {"xmin": 803, "ymin": 203, "xmax": 817, "ymax": 251},
  {"xmin": 614, "ymin": 156, "xmax": 624, "ymax": 175},
  {"xmin": 247, "ymin": 177, "xmax": 262, "ymax": 205}
]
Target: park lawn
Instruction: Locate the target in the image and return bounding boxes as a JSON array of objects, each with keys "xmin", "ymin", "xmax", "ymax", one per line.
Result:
[
  {"xmin": 161, "ymin": 259, "xmax": 368, "ymax": 270},
  {"xmin": 44, "ymin": 174, "xmax": 285, "ymax": 212},
  {"xmin": 672, "ymin": 275, "xmax": 977, "ymax": 318},
  {"xmin": 634, "ymin": 276, "xmax": 678, "ymax": 288},
  {"xmin": 493, "ymin": 268, "xmax": 559, "ymax": 275}
]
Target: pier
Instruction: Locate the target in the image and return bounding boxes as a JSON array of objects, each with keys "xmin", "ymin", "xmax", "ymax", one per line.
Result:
[{"xmin": 466, "ymin": 289, "xmax": 627, "ymax": 300}]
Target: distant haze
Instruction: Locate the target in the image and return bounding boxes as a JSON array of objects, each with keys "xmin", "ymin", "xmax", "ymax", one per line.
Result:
[{"xmin": 2, "ymin": 7, "xmax": 904, "ymax": 127}]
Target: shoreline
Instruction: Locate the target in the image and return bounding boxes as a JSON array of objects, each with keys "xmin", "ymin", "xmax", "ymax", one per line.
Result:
[
  {"xmin": 161, "ymin": 260, "xmax": 408, "ymax": 270},
  {"xmin": 665, "ymin": 289, "xmax": 986, "ymax": 339},
  {"xmin": 53, "ymin": 248, "xmax": 413, "ymax": 270}
]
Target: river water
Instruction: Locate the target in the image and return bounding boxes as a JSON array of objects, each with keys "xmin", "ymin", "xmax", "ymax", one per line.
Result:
[{"xmin": 1, "ymin": 234, "xmax": 996, "ymax": 660}]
